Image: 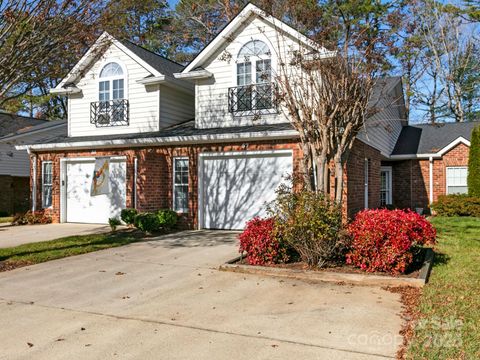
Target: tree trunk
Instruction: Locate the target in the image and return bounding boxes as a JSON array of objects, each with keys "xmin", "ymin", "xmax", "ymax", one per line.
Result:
[{"xmin": 334, "ymin": 158, "xmax": 344, "ymax": 204}]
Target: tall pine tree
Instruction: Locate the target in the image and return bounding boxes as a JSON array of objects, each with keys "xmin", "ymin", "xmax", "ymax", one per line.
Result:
[{"xmin": 468, "ymin": 126, "xmax": 480, "ymax": 196}]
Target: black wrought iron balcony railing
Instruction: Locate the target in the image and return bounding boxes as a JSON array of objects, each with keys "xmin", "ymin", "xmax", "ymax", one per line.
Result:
[
  {"xmin": 228, "ymin": 83, "xmax": 277, "ymax": 116},
  {"xmin": 90, "ymin": 99, "xmax": 129, "ymax": 127}
]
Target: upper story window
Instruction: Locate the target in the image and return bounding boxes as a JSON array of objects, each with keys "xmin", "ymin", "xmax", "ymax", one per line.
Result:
[
  {"xmin": 229, "ymin": 40, "xmax": 276, "ymax": 115},
  {"xmin": 91, "ymin": 61, "xmax": 129, "ymax": 127}
]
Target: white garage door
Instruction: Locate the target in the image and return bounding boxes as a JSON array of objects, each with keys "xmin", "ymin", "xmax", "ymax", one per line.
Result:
[
  {"xmin": 66, "ymin": 159, "xmax": 126, "ymax": 224},
  {"xmin": 201, "ymin": 152, "xmax": 293, "ymax": 230}
]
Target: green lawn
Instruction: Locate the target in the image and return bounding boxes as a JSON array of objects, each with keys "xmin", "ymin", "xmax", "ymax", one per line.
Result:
[
  {"xmin": 407, "ymin": 217, "xmax": 480, "ymax": 359},
  {"xmin": 0, "ymin": 217, "xmax": 12, "ymax": 224},
  {"xmin": 0, "ymin": 230, "xmax": 143, "ymax": 271}
]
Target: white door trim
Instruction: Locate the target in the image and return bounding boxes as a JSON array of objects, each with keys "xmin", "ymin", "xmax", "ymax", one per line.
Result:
[
  {"xmin": 197, "ymin": 149, "xmax": 294, "ymax": 229},
  {"xmin": 60, "ymin": 156, "xmax": 127, "ymax": 223},
  {"xmin": 380, "ymin": 166, "xmax": 393, "ymax": 205},
  {"xmin": 364, "ymin": 158, "xmax": 369, "ymax": 209}
]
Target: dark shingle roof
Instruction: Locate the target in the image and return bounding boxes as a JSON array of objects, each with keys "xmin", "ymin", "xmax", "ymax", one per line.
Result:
[
  {"xmin": 120, "ymin": 40, "xmax": 184, "ymax": 77},
  {"xmin": 22, "ymin": 120, "xmax": 295, "ymax": 147},
  {"xmin": 0, "ymin": 112, "xmax": 47, "ymax": 138},
  {"xmin": 392, "ymin": 121, "xmax": 478, "ymax": 155}
]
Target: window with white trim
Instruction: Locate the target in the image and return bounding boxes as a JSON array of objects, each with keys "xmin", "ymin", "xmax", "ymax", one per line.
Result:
[
  {"xmin": 446, "ymin": 167, "xmax": 468, "ymax": 194},
  {"xmin": 380, "ymin": 166, "xmax": 392, "ymax": 206},
  {"xmin": 97, "ymin": 62, "xmax": 125, "ymax": 125},
  {"xmin": 173, "ymin": 157, "xmax": 189, "ymax": 212},
  {"xmin": 42, "ymin": 161, "xmax": 53, "ymax": 208},
  {"xmin": 234, "ymin": 40, "xmax": 273, "ymax": 112}
]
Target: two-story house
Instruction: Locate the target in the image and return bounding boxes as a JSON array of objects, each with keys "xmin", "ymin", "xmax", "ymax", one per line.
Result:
[{"xmin": 17, "ymin": 3, "xmax": 474, "ymax": 229}]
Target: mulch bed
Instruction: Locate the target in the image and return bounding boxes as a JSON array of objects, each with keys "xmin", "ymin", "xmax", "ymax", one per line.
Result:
[
  {"xmin": 384, "ymin": 286, "xmax": 422, "ymax": 360},
  {"xmin": 0, "ymin": 260, "xmax": 34, "ymax": 273}
]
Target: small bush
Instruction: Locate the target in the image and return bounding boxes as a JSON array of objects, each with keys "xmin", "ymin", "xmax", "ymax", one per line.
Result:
[
  {"xmin": 346, "ymin": 209, "xmax": 436, "ymax": 274},
  {"xmin": 431, "ymin": 194, "xmax": 480, "ymax": 217},
  {"xmin": 120, "ymin": 208, "xmax": 138, "ymax": 225},
  {"xmin": 238, "ymin": 217, "xmax": 289, "ymax": 265},
  {"xmin": 11, "ymin": 210, "xmax": 52, "ymax": 225},
  {"xmin": 157, "ymin": 209, "xmax": 178, "ymax": 229},
  {"xmin": 267, "ymin": 186, "xmax": 347, "ymax": 268},
  {"xmin": 109, "ymin": 217, "xmax": 121, "ymax": 232},
  {"xmin": 134, "ymin": 212, "xmax": 161, "ymax": 233}
]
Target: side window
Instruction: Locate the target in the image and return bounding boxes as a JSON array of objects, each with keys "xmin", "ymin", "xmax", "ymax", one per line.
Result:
[
  {"xmin": 42, "ymin": 161, "xmax": 53, "ymax": 208},
  {"xmin": 173, "ymin": 157, "xmax": 189, "ymax": 213},
  {"xmin": 446, "ymin": 167, "xmax": 468, "ymax": 194}
]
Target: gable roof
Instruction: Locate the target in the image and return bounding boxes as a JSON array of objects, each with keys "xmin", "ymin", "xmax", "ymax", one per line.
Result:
[
  {"xmin": 120, "ymin": 40, "xmax": 184, "ymax": 78},
  {"xmin": 392, "ymin": 121, "xmax": 478, "ymax": 156},
  {"xmin": 53, "ymin": 32, "xmax": 185, "ymax": 92},
  {"xmin": 0, "ymin": 112, "xmax": 47, "ymax": 138},
  {"xmin": 182, "ymin": 3, "xmax": 334, "ymax": 73}
]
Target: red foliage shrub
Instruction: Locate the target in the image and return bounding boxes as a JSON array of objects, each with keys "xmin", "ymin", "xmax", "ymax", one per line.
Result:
[
  {"xmin": 346, "ymin": 209, "xmax": 436, "ymax": 274},
  {"xmin": 238, "ymin": 217, "xmax": 288, "ymax": 266}
]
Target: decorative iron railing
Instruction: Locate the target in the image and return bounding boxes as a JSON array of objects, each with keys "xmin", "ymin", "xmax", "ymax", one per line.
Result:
[
  {"xmin": 228, "ymin": 83, "xmax": 277, "ymax": 116},
  {"xmin": 90, "ymin": 99, "xmax": 129, "ymax": 127}
]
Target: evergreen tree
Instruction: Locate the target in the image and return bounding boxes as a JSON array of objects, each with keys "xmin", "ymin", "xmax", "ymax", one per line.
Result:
[{"xmin": 468, "ymin": 126, "xmax": 480, "ymax": 196}]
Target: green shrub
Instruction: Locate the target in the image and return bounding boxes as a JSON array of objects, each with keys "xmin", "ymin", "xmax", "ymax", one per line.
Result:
[
  {"xmin": 108, "ymin": 217, "xmax": 121, "ymax": 232},
  {"xmin": 0, "ymin": 211, "xmax": 10, "ymax": 217},
  {"xmin": 431, "ymin": 194, "xmax": 480, "ymax": 217},
  {"xmin": 267, "ymin": 185, "xmax": 348, "ymax": 267},
  {"xmin": 121, "ymin": 208, "xmax": 138, "ymax": 225},
  {"xmin": 468, "ymin": 126, "xmax": 480, "ymax": 197},
  {"xmin": 134, "ymin": 212, "xmax": 161, "ymax": 233},
  {"xmin": 157, "ymin": 209, "xmax": 178, "ymax": 229}
]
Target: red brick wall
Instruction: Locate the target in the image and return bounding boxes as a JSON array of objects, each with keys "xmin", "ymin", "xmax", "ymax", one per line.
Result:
[
  {"xmin": 0, "ymin": 175, "xmax": 30, "ymax": 215},
  {"xmin": 345, "ymin": 140, "xmax": 382, "ymax": 219},
  {"xmin": 30, "ymin": 138, "xmax": 382, "ymax": 227},
  {"xmin": 390, "ymin": 143, "xmax": 470, "ymax": 210}
]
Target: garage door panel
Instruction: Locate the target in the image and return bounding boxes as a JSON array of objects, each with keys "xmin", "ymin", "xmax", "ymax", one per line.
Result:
[
  {"xmin": 66, "ymin": 160, "xmax": 126, "ymax": 224},
  {"xmin": 202, "ymin": 153, "xmax": 292, "ymax": 230}
]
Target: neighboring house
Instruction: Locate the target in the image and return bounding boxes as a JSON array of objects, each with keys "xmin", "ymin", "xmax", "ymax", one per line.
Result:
[
  {"xmin": 0, "ymin": 112, "xmax": 66, "ymax": 215},
  {"xmin": 16, "ymin": 3, "xmax": 474, "ymax": 229}
]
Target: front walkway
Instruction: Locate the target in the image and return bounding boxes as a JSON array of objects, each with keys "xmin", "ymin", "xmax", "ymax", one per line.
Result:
[
  {"xmin": 0, "ymin": 230, "xmax": 403, "ymax": 359},
  {"xmin": 0, "ymin": 223, "xmax": 113, "ymax": 248}
]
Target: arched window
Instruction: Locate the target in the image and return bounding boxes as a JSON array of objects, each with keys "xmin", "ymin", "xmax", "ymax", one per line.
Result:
[
  {"xmin": 234, "ymin": 40, "xmax": 273, "ymax": 112},
  {"xmin": 99, "ymin": 62, "xmax": 125, "ymax": 102}
]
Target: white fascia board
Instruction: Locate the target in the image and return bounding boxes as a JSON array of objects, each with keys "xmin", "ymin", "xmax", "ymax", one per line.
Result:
[
  {"xmin": 136, "ymin": 75, "xmax": 166, "ymax": 85},
  {"xmin": 437, "ymin": 137, "xmax": 470, "ymax": 155},
  {"xmin": 49, "ymin": 87, "xmax": 82, "ymax": 95},
  {"xmin": 174, "ymin": 70, "xmax": 213, "ymax": 80},
  {"xmin": 16, "ymin": 130, "xmax": 299, "ymax": 151},
  {"xmin": 182, "ymin": 3, "xmax": 331, "ymax": 73},
  {"xmin": 387, "ymin": 136, "xmax": 471, "ymax": 160}
]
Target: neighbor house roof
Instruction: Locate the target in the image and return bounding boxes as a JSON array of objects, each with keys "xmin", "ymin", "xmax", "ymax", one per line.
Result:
[
  {"xmin": 392, "ymin": 121, "xmax": 478, "ymax": 156},
  {"xmin": 0, "ymin": 112, "xmax": 47, "ymax": 138}
]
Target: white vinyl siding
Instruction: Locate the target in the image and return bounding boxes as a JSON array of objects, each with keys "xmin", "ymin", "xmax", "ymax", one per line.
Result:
[
  {"xmin": 68, "ymin": 43, "xmax": 160, "ymax": 137},
  {"xmin": 195, "ymin": 15, "xmax": 299, "ymax": 129},
  {"xmin": 42, "ymin": 161, "xmax": 53, "ymax": 208},
  {"xmin": 159, "ymin": 85, "xmax": 195, "ymax": 129},
  {"xmin": 446, "ymin": 167, "xmax": 468, "ymax": 194},
  {"xmin": 173, "ymin": 157, "xmax": 189, "ymax": 213},
  {"xmin": 0, "ymin": 123, "xmax": 66, "ymax": 177}
]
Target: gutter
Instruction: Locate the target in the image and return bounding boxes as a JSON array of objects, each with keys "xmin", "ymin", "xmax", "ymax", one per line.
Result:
[
  {"xmin": 15, "ymin": 130, "xmax": 300, "ymax": 151},
  {"xmin": 136, "ymin": 75, "xmax": 166, "ymax": 85}
]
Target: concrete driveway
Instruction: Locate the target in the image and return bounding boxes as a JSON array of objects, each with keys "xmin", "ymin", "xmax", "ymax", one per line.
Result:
[
  {"xmin": 0, "ymin": 223, "xmax": 115, "ymax": 248},
  {"xmin": 0, "ymin": 230, "xmax": 403, "ymax": 360}
]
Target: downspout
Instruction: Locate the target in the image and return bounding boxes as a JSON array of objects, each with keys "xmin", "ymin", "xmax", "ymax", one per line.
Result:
[
  {"xmin": 133, "ymin": 157, "xmax": 138, "ymax": 209},
  {"xmin": 28, "ymin": 147, "xmax": 37, "ymax": 212},
  {"xmin": 429, "ymin": 157, "xmax": 434, "ymax": 205}
]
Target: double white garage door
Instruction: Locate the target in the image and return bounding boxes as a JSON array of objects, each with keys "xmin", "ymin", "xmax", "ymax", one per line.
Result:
[
  {"xmin": 64, "ymin": 152, "xmax": 292, "ymax": 229},
  {"xmin": 200, "ymin": 152, "xmax": 292, "ymax": 229}
]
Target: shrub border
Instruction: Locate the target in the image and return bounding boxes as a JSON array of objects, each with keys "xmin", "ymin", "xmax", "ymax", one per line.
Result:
[{"xmin": 219, "ymin": 249, "xmax": 434, "ymax": 288}]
